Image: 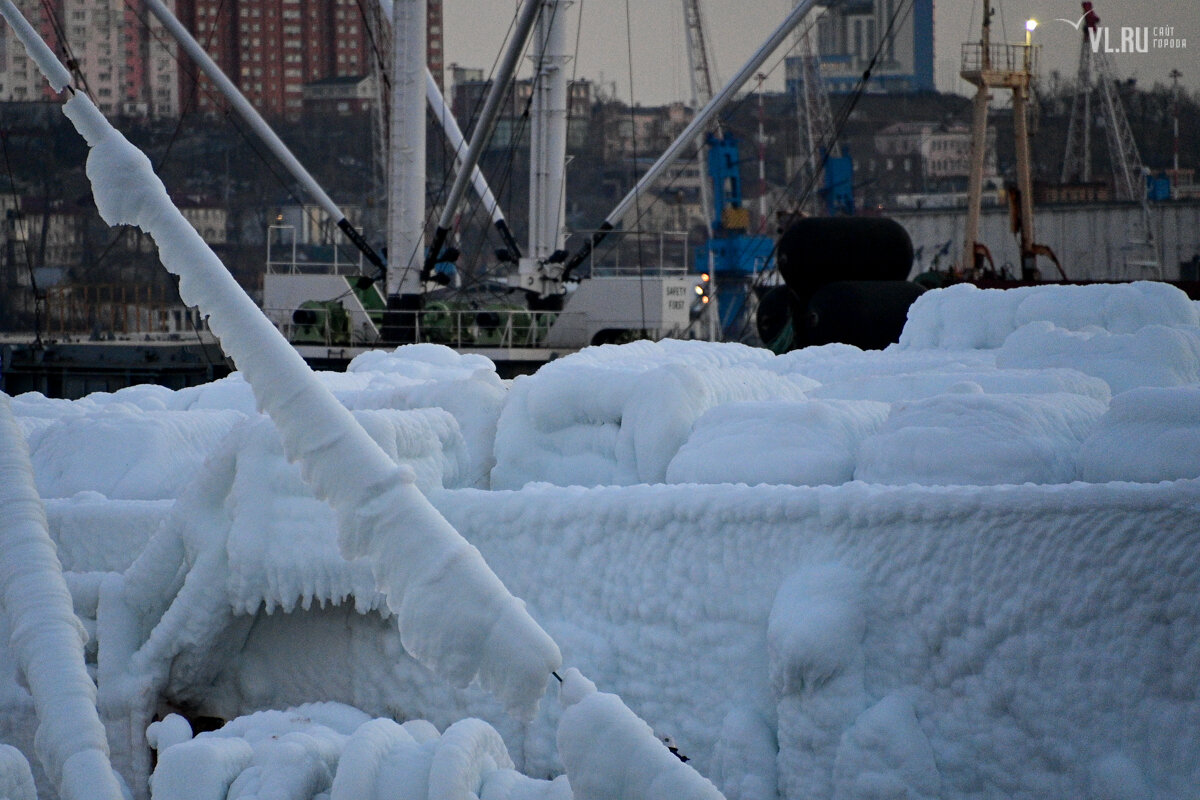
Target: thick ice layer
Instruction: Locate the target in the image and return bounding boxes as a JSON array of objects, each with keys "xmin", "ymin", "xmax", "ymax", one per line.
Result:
[
  {"xmin": 0, "ymin": 744, "xmax": 37, "ymax": 800},
  {"xmin": 898, "ymin": 282, "xmax": 1200, "ymax": 350},
  {"xmin": 45, "ymin": 496, "xmax": 171, "ymax": 573},
  {"xmin": 1077, "ymin": 387, "xmax": 1200, "ymax": 483},
  {"xmin": 996, "ymin": 322, "xmax": 1200, "ymax": 395},
  {"xmin": 0, "ymin": 0, "xmax": 71, "ymax": 90},
  {"xmin": 493, "ymin": 340, "xmax": 813, "ymax": 488},
  {"xmin": 429, "ymin": 480, "xmax": 1200, "ymax": 799},
  {"xmin": 149, "ymin": 704, "xmax": 368, "ymax": 800},
  {"xmin": 29, "ymin": 407, "xmax": 244, "ymax": 500},
  {"xmin": 344, "ymin": 344, "xmax": 507, "ymax": 489},
  {"xmin": 855, "ymin": 391, "xmax": 1108, "ymax": 486},
  {"xmin": 666, "ymin": 400, "xmax": 889, "ymax": 487}
]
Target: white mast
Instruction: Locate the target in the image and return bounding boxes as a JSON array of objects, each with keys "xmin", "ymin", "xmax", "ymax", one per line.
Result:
[
  {"xmin": 387, "ymin": 0, "xmax": 427, "ymax": 300},
  {"xmin": 527, "ymin": 0, "xmax": 572, "ymax": 261}
]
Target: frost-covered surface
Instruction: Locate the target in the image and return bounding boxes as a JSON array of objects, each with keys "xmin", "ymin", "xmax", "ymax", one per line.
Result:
[
  {"xmin": 557, "ymin": 669, "xmax": 724, "ymax": 800},
  {"xmin": 0, "ymin": 743, "xmax": 37, "ymax": 800},
  {"xmin": 666, "ymin": 400, "xmax": 889, "ymax": 486},
  {"xmin": 2, "ymin": 280, "xmax": 1200, "ymax": 799},
  {"xmin": 432, "ymin": 479, "xmax": 1200, "ymax": 799},
  {"xmin": 30, "ymin": 408, "xmax": 245, "ymax": 500}
]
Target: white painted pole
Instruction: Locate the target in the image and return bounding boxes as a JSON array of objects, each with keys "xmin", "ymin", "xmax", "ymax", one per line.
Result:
[
  {"xmin": 528, "ymin": 0, "xmax": 572, "ymax": 259},
  {"xmin": 427, "ymin": 70, "xmax": 504, "ymax": 226},
  {"xmin": 387, "ymin": 0, "xmax": 427, "ymax": 296}
]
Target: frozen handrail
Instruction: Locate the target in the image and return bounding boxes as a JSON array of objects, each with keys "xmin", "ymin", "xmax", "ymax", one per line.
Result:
[{"xmin": 0, "ymin": 392, "xmax": 125, "ymax": 800}]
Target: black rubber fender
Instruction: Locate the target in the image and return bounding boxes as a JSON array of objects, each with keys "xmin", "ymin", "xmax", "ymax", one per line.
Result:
[{"xmin": 800, "ymin": 280, "xmax": 926, "ymax": 350}]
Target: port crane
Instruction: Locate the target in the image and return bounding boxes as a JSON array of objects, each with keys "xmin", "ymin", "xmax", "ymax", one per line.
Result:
[{"xmin": 1060, "ymin": 1, "xmax": 1160, "ymax": 275}]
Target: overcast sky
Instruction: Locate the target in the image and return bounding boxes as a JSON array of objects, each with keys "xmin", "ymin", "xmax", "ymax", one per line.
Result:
[{"xmin": 442, "ymin": 0, "xmax": 1196, "ymax": 104}]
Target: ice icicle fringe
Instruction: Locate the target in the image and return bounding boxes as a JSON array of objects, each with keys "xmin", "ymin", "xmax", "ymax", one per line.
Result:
[
  {"xmin": 47, "ymin": 87, "xmax": 559, "ymax": 714},
  {"xmin": 0, "ymin": 395, "xmax": 126, "ymax": 800}
]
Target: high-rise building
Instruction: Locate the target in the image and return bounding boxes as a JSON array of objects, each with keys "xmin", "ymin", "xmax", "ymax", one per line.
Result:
[
  {"xmin": 787, "ymin": 0, "xmax": 935, "ymax": 95},
  {"xmin": 427, "ymin": 0, "xmax": 443, "ymax": 91},
  {"xmin": 0, "ymin": 0, "xmax": 179, "ymax": 117},
  {"xmin": 175, "ymin": 0, "xmax": 370, "ymax": 118}
]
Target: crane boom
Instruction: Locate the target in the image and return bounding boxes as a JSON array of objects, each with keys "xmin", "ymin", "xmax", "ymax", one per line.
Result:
[{"xmin": 1060, "ymin": 2, "xmax": 1159, "ymax": 272}]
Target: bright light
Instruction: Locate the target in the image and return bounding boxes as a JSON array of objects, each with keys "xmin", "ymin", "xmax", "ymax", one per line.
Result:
[
  {"xmin": 694, "ymin": 285, "xmax": 705, "ymax": 296},
  {"xmin": 1025, "ymin": 18, "xmax": 1038, "ymax": 32},
  {"xmin": 701, "ymin": 296, "xmax": 710, "ymax": 305},
  {"xmin": 700, "ymin": 273, "xmax": 711, "ymax": 282}
]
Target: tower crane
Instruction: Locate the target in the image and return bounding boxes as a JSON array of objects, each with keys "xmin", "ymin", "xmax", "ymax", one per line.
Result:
[
  {"xmin": 681, "ymin": 0, "xmax": 719, "ymax": 227},
  {"xmin": 1060, "ymin": 1, "xmax": 1159, "ymax": 274},
  {"xmin": 680, "ymin": 0, "xmax": 775, "ymax": 339},
  {"xmin": 791, "ymin": 9, "xmax": 852, "ymax": 215}
]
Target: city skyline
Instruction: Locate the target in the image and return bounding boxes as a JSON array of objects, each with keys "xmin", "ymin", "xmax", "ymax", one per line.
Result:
[{"xmin": 443, "ymin": 0, "xmax": 1196, "ymax": 104}]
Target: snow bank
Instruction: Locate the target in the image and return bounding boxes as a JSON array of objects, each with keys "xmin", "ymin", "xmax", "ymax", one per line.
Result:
[
  {"xmin": 898, "ymin": 282, "xmax": 1199, "ymax": 350},
  {"xmin": 855, "ymin": 391, "xmax": 1107, "ymax": 486},
  {"xmin": 1077, "ymin": 387, "xmax": 1200, "ymax": 483},
  {"xmin": 60, "ymin": 88, "xmax": 560, "ymax": 716},
  {"xmin": 0, "ymin": 395, "xmax": 124, "ymax": 800},
  {"xmin": 493, "ymin": 339, "xmax": 813, "ymax": 488}
]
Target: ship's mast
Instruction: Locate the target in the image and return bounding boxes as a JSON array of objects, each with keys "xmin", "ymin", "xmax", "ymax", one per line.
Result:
[
  {"xmin": 527, "ymin": 0, "xmax": 572, "ymax": 262},
  {"xmin": 959, "ymin": 0, "xmax": 1060, "ymax": 278},
  {"xmin": 386, "ymin": 0, "xmax": 427, "ymax": 316}
]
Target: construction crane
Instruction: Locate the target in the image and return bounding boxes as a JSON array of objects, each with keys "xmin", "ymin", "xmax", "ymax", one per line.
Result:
[
  {"xmin": 791, "ymin": 10, "xmax": 853, "ymax": 215},
  {"xmin": 681, "ymin": 0, "xmax": 719, "ymax": 226},
  {"xmin": 1060, "ymin": 1, "xmax": 1159, "ymax": 274}
]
